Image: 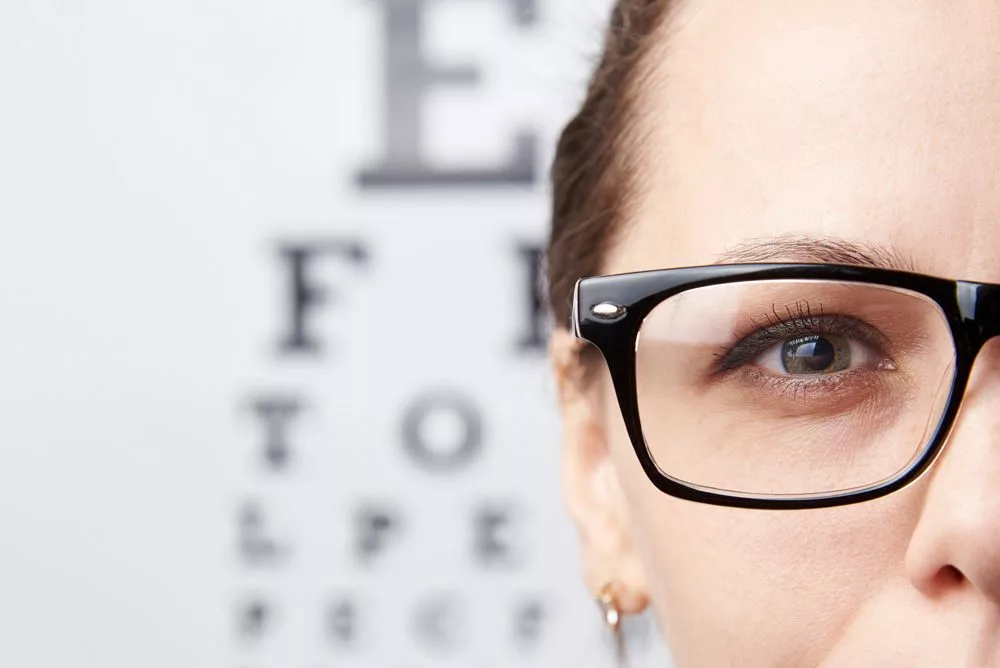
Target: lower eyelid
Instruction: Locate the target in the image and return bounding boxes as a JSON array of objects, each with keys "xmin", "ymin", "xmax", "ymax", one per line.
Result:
[{"xmin": 739, "ymin": 365, "xmax": 879, "ymax": 397}]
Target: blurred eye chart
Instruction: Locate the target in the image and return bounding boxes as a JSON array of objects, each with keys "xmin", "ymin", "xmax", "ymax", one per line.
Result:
[{"xmin": 0, "ymin": 1, "xmax": 673, "ymax": 666}]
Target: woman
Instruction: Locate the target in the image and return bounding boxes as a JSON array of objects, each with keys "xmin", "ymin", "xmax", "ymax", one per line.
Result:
[{"xmin": 546, "ymin": 0, "xmax": 1000, "ymax": 665}]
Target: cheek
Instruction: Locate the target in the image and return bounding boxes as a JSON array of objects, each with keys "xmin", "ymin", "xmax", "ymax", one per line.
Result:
[{"xmin": 603, "ymin": 396, "xmax": 920, "ymax": 664}]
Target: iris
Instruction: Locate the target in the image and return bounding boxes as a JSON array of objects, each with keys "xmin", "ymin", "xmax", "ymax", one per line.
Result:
[{"xmin": 781, "ymin": 334, "xmax": 848, "ymax": 374}]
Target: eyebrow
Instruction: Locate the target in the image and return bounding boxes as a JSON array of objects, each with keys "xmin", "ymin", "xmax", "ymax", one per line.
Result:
[{"xmin": 714, "ymin": 234, "xmax": 918, "ymax": 272}]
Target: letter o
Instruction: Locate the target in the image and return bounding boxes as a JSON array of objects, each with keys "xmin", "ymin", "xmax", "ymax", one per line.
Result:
[{"xmin": 401, "ymin": 391, "xmax": 483, "ymax": 472}]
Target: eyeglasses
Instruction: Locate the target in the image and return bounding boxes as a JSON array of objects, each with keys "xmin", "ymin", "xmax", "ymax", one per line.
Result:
[{"xmin": 571, "ymin": 263, "xmax": 1000, "ymax": 509}]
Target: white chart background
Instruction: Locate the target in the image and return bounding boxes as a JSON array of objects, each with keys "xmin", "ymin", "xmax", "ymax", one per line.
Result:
[{"xmin": 0, "ymin": 1, "xmax": 675, "ymax": 666}]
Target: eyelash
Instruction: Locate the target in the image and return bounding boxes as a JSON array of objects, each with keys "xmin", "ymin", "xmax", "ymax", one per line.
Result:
[{"xmin": 712, "ymin": 301, "xmax": 888, "ymax": 375}]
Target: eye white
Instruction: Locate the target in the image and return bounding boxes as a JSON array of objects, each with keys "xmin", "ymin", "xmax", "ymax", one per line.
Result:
[{"xmin": 753, "ymin": 338, "xmax": 874, "ymax": 376}]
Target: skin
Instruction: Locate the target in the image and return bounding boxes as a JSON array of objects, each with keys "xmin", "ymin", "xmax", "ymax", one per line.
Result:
[{"xmin": 551, "ymin": 0, "xmax": 1000, "ymax": 665}]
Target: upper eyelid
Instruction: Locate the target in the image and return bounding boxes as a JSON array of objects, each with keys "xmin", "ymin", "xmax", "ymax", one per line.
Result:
[
  {"xmin": 744, "ymin": 313, "xmax": 886, "ymax": 346},
  {"xmin": 715, "ymin": 314, "xmax": 889, "ymax": 373}
]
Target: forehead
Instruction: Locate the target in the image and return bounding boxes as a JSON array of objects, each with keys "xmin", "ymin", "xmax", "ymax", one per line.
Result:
[{"xmin": 612, "ymin": 0, "xmax": 1000, "ymax": 282}]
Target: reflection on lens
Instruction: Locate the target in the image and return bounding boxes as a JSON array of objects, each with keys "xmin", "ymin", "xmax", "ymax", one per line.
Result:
[
  {"xmin": 782, "ymin": 334, "xmax": 845, "ymax": 374},
  {"xmin": 634, "ymin": 280, "xmax": 955, "ymax": 497}
]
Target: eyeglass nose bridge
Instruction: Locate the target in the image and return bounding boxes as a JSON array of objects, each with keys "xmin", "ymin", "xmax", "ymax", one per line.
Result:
[{"xmin": 957, "ymin": 281, "xmax": 1000, "ymax": 350}]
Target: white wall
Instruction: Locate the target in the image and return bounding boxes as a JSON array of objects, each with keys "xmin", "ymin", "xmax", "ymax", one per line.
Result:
[{"xmin": 0, "ymin": 1, "xmax": 674, "ymax": 666}]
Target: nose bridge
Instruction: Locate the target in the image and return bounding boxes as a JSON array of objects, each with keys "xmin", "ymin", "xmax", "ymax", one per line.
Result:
[{"xmin": 904, "ymin": 315, "xmax": 1000, "ymax": 604}]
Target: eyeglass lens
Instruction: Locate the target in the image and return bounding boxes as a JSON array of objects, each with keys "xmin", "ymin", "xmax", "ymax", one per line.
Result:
[{"xmin": 634, "ymin": 280, "xmax": 957, "ymax": 498}]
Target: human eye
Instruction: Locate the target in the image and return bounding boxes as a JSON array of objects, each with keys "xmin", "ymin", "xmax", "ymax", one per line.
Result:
[{"xmin": 714, "ymin": 304, "xmax": 897, "ymax": 391}]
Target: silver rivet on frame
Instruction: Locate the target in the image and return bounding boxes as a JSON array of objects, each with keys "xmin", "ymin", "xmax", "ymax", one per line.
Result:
[{"xmin": 591, "ymin": 302, "xmax": 626, "ymax": 319}]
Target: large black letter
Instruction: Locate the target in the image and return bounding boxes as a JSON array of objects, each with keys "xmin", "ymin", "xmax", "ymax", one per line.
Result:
[
  {"xmin": 512, "ymin": 598, "xmax": 546, "ymax": 650},
  {"xmin": 328, "ymin": 597, "xmax": 360, "ymax": 646},
  {"xmin": 277, "ymin": 239, "xmax": 368, "ymax": 355},
  {"xmin": 355, "ymin": 503, "xmax": 403, "ymax": 566},
  {"xmin": 235, "ymin": 596, "xmax": 274, "ymax": 642},
  {"xmin": 473, "ymin": 503, "xmax": 518, "ymax": 568},
  {"xmin": 413, "ymin": 593, "xmax": 464, "ymax": 651},
  {"xmin": 238, "ymin": 500, "xmax": 289, "ymax": 567},
  {"xmin": 515, "ymin": 242, "xmax": 546, "ymax": 352},
  {"xmin": 358, "ymin": 0, "xmax": 538, "ymax": 188},
  {"xmin": 401, "ymin": 391, "xmax": 483, "ymax": 473},
  {"xmin": 247, "ymin": 395, "xmax": 304, "ymax": 471}
]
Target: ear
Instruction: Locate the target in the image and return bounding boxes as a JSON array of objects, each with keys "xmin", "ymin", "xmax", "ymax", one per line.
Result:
[{"xmin": 550, "ymin": 328, "xmax": 650, "ymax": 615}]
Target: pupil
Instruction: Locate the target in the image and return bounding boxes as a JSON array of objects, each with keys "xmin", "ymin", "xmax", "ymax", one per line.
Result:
[{"xmin": 787, "ymin": 336, "xmax": 836, "ymax": 372}]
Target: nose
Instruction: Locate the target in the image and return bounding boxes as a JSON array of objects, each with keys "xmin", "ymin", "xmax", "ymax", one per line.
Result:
[{"xmin": 905, "ymin": 337, "xmax": 1000, "ymax": 603}]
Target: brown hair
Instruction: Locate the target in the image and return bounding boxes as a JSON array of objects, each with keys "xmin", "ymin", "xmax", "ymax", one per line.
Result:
[{"xmin": 546, "ymin": 0, "xmax": 671, "ymax": 326}]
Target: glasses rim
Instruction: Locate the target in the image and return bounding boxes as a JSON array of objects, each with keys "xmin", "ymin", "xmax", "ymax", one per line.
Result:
[{"xmin": 572, "ymin": 262, "xmax": 1000, "ymax": 510}]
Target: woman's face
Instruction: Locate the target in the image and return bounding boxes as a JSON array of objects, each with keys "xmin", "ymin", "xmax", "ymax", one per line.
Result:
[{"xmin": 556, "ymin": 0, "xmax": 1000, "ymax": 665}]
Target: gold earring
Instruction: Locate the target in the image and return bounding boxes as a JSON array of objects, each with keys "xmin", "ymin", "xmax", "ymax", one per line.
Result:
[{"xmin": 597, "ymin": 583, "xmax": 628, "ymax": 668}]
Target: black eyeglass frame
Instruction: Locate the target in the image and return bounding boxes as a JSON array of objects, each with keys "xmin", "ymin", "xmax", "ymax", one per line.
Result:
[{"xmin": 572, "ymin": 263, "xmax": 1000, "ymax": 509}]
